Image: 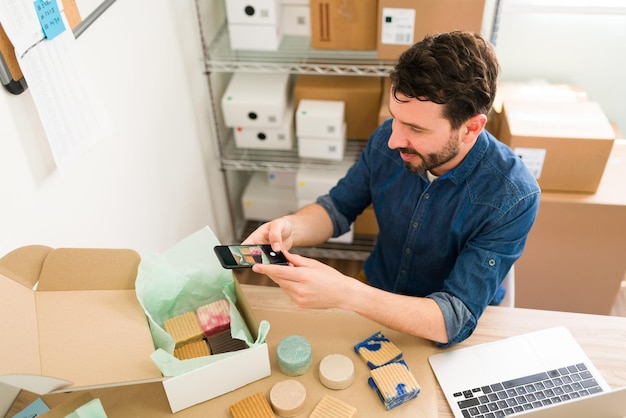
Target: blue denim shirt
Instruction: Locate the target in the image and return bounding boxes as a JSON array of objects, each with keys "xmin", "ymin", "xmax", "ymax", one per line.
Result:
[{"xmin": 316, "ymin": 118, "xmax": 540, "ymax": 345}]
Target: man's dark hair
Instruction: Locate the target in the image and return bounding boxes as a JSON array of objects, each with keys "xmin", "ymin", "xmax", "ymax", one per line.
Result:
[{"xmin": 389, "ymin": 31, "xmax": 500, "ymax": 131}]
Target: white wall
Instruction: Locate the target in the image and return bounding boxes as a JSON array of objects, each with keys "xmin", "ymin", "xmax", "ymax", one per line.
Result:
[
  {"xmin": 0, "ymin": 0, "xmax": 232, "ymax": 257},
  {"xmin": 496, "ymin": 7, "xmax": 626, "ymax": 134}
]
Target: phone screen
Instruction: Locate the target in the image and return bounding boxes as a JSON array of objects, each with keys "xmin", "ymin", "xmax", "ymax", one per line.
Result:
[{"xmin": 214, "ymin": 244, "xmax": 288, "ymax": 269}]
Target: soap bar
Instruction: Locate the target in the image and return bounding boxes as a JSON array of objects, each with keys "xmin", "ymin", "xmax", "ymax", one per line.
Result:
[
  {"xmin": 173, "ymin": 339, "xmax": 210, "ymax": 360},
  {"xmin": 319, "ymin": 353, "xmax": 355, "ymax": 390},
  {"xmin": 309, "ymin": 395, "xmax": 356, "ymax": 418},
  {"xmin": 276, "ymin": 335, "xmax": 313, "ymax": 376},
  {"xmin": 353, "ymin": 331, "xmax": 402, "ymax": 369},
  {"xmin": 163, "ymin": 311, "xmax": 204, "ymax": 348},
  {"xmin": 368, "ymin": 360, "xmax": 421, "ymax": 410},
  {"xmin": 269, "ymin": 379, "xmax": 307, "ymax": 417},
  {"xmin": 196, "ymin": 298, "xmax": 231, "ymax": 337},
  {"xmin": 229, "ymin": 392, "xmax": 274, "ymax": 418},
  {"xmin": 207, "ymin": 329, "xmax": 248, "ymax": 354}
]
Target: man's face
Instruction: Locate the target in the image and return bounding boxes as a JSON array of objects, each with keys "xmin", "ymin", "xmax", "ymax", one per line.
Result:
[{"xmin": 387, "ymin": 91, "xmax": 463, "ymax": 176}]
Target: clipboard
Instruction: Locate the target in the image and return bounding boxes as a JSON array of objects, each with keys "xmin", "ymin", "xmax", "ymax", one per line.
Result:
[{"xmin": 0, "ymin": 0, "xmax": 116, "ymax": 95}]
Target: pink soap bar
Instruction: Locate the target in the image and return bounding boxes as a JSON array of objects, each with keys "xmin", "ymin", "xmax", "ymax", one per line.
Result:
[{"xmin": 196, "ymin": 299, "xmax": 231, "ymax": 337}]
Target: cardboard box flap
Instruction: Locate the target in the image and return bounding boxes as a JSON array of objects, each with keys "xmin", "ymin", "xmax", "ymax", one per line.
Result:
[
  {"xmin": 0, "ymin": 245, "xmax": 52, "ymax": 289},
  {"xmin": 0, "ymin": 273, "xmax": 41, "ymax": 377},
  {"xmin": 37, "ymin": 248, "xmax": 140, "ymax": 291},
  {"xmin": 0, "ymin": 374, "xmax": 70, "ymax": 395}
]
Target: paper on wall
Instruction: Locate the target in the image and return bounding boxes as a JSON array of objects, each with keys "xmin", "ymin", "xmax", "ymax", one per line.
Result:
[{"xmin": 0, "ymin": 0, "xmax": 112, "ymax": 171}]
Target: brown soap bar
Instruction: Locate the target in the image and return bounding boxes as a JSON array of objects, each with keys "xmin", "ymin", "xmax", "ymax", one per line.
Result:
[{"xmin": 207, "ymin": 329, "xmax": 248, "ymax": 354}]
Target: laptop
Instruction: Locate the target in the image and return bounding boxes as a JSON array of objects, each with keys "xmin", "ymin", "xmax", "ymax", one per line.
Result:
[{"xmin": 429, "ymin": 326, "xmax": 626, "ymax": 418}]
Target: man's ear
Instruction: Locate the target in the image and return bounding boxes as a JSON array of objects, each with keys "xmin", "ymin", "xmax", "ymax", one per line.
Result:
[{"xmin": 463, "ymin": 114, "xmax": 487, "ymax": 143}]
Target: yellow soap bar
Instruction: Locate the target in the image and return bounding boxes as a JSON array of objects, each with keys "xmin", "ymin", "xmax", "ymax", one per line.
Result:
[
  {"xmin": 229, "ymin": 392, "xmax": 274, "ymax": 418},
  {"xmin": 164, "ymin": 311, "xmax": 204, "ymax": 348},
  {"xmin": 173, "ymin": 339, "xmax": 210, "ymax": 360},
  {"xmin": 353, "ymin": 331, "xmax": 402, "ymax": 368},
  {"xmin": 309, "ymin": 395, "xmax": 356, "ymax": 418},
  {"xmin": 369, "ymin": 360, "xmax": 421, "ymax": 410}
]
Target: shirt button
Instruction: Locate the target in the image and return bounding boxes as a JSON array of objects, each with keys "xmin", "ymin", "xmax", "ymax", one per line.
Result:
[
  {"xmin": 488, "ymin": 259, "xmax": 496, "ymax": 266},
  {"xmin": 413, "ymin": 222, "xmax": 418, "ymax": 228},
  {"xmin": 424, "ymin": 193, "xmax": 430, "ymax": 199},
  {"xmin": 405, "ymin": 248, "xmax": 411, "ymax": 254}
]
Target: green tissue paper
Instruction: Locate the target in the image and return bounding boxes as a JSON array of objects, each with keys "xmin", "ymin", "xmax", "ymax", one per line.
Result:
[{"xmin": 135, "ymin": 226, "xmax": 269, "ymax": 377}]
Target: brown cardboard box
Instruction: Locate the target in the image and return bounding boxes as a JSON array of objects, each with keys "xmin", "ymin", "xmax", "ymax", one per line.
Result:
[
  {"xmin": 378, "ymin": 76, "xmax": 392, "ymax": 125},
  {"xmin": 499, "ymin": 100, "xmax": 615, "ymax": 193},
  {"xmin": 309, "ymin": 0, "xmax": 378, "ymax": 50},
  {"xmin": 377, "ymin": 0, "xmax": 486, "ymax": 61},
  {"xmin": 294, "ymin": 75, "xmax": 383, "ymax": 140},
  {"xmin": 0, "ymin": 243, "xmax": 270, "ymax": 414},
  {"xmin": 355, "ymin": 205, "xmax": 379, "ymax": 236},
  {"xmin": 516, "ymin": 140, "xmax": 626, "ymax": 315},
  {"xmin": 488, "ymin": 81, "xmax": 588, "ymax": 139}
]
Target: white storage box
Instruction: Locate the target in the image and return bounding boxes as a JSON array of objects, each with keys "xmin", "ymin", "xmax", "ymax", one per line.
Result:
[
  {"xmin": 297, "ymin": 123, "xmax": 346, "ymax": 161},
  {"xmin": 234, "ymin": 103, "xmax": 294, "ymax": 150},
  {"xmin": 242, "ymin": 172, "xmax": 298, "ymax": 221},
  {"xmin": 222, "ymin": 72, "xmax": 291, "ymax": 127},
  {"xmin": 296, "ymin": 166, "xmax": 348, "ymax": 199},
  {"xmin": 225, "ymin": 0, "xmax": 281, "ymax": 25},
  {"xmin": 268, "ymin": 170, "xmax": 297, "ymax": 188},
  {"xmin": 296, "ymin": 99, "xmax": 345, "ymax": 139},
  {"xmin": 227, "ymin": 23, "xmax": 283, "ymax": 51},
  {"xmin": 281, "ymin": 0, "xmax": 310, "ymax": 36}
]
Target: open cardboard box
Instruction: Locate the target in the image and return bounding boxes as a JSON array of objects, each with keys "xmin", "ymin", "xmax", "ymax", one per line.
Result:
[{"xmin": 0, "ymin": 241, "xmax": 270, "ymax": 415}]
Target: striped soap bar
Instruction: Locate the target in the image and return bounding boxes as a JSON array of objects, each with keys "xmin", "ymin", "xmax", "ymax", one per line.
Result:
[
  {"xmin": 173, "ymin": 339, "xmax": 210, "ymax": 360},
  {"xmin": 368, "ymin": 360, "xmax": 421, "ymax": 410},
  {"xmin": 196, "ymin": 298, "xmax": 231, "ymax": 337},
  {"xmin": 207, "ymin": 329, "xmax": 248, "ymax": 354},
  {"xmin": 229, "ymin": 391, "xmax": 274, "ymax": 418},
  {"xmin": 309, "ymin": 395, "xmax": 356, "ymax": 418},
  {"xmin": 164, "ymin": 311, "xmax": 204, "ymax": 348},
  {"xmin": 353, "ymin": 331, "xmax": 402, "ymax": 369}
]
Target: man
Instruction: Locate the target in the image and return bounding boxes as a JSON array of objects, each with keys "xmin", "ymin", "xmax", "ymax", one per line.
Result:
[{"xmin": 242, "ymin": 31, "xmax": 540, "ymax": 346}]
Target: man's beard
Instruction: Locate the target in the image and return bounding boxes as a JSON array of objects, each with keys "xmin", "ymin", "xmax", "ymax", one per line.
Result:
[{"xmin": 399, "ymin": 131, "xmax": 461, "ymax": 175}]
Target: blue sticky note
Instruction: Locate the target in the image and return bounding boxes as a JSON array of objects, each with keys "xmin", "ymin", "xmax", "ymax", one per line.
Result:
[
  {"xmin": 12, "ymin": 397, "xmax": 50, "ymax": 418},
  {"xmin": 34, "ymin": 0, "xmax": 66, "ymax": 40}
]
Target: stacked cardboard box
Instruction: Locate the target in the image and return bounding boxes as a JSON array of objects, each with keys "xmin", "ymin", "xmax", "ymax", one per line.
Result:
[
  {"xmin": 376, "ymin": 0, "xmax": 487, "ymax": 61},
  {"xmin": 294, "ymin": 75, "xmax": 383, "ymax": 141},
  {"xmin": 494, "ymin": 81, "xmax": 615, "ymax": 193}
]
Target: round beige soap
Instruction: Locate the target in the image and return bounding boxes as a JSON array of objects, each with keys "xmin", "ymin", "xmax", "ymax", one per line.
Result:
[
  {"xmin": 269, "ymin": 379, "xmax": 307, "ymax": 417},
  {"xmin": 319, "ymin": 353, "xmax": 355, "ymax": 390}
]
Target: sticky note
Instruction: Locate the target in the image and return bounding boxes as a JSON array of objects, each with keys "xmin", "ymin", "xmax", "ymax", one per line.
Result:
[{"xmin": 34, "ymin": 0, "xmax": 66, "ymax": 40}]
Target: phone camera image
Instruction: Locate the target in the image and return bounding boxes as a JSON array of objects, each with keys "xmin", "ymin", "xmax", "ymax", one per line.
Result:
[{"xmin": 214, "ymin": 245, "xmax": 288, "ymax": 269}]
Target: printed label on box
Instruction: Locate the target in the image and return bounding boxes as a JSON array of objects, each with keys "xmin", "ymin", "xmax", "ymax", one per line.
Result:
[
  {"xmin": 380, "ymin": 8, "xmax": 415, "ymax": 45},
  {"xmin": 514, "ymin": 147, "xmax": 546, "ymax": 179}
]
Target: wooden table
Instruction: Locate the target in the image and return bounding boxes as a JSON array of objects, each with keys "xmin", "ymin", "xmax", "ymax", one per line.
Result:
[{"xmin": 13, "ymin": 284, "xmax": 626, "ymax": 417}]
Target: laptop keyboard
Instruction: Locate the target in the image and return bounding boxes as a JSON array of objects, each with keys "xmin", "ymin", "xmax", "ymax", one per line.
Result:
[{"xmin": 454, "ymin": 363, "xmax": 604, "ymax": 417}]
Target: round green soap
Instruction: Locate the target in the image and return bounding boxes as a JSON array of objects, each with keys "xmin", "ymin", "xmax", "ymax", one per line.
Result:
[{"xmin": 276, "ymin": 335, "xmax": 313, "ymax": 376}]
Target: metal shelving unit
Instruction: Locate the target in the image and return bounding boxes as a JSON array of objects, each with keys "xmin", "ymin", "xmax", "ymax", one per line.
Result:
[{"xmin": 196, "ymin": 0, "xmax": 503, "ymax": 259}]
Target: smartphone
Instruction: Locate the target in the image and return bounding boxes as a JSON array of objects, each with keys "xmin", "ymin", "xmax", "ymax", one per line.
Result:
[{"xmin": 213, "ymin": 244, "xmax": 289, "ymax": 269}]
